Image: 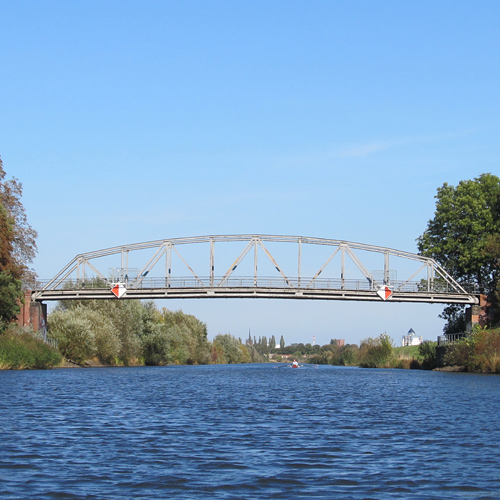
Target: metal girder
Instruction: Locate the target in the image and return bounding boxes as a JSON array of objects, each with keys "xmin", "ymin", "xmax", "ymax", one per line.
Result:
[
  {"xmin": 31, "ymin": 234, "xmax": 479, "ymax": 305},
  {"xmin": 32, "ymin": 285, "xmax": 478, "ymax": 304}
]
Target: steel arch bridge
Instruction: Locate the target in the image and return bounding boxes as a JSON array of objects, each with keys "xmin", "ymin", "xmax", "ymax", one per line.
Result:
[{"xmin": 31, "ymin": 234, "xmax": 478, "ymax": 305}]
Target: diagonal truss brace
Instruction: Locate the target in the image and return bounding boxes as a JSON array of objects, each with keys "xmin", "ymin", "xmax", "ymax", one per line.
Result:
[
  {"xmin": 306, "ymin": 247, "xmax": 340, "ymax": 288},
  {"xmin": 258, "ymin": 240, "xmax": 292, "ymax": 287},
  {"xmin": 344, "ymin": 246, "xmax": 375, "ymax": 287},
  {"xmin": 217, "ymin": 240, "xmax": 255, "ymax": 287}
]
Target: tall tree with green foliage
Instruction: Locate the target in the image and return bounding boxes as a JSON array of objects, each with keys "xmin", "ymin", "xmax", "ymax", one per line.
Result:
[
  {"xmin": 417, "ymin": 173, "xmax": 500, "ymax": 332},
  {"xmin": 212, "ymin": 334, "xmax": 249, "ymax": 364},
  {"xmin": 482, "ymin": 233, "xmax": 500, "ymax": 326},
  {"xmin": 0, "ymin": 157, "xmax": 38, "ymax": 329},
  {"xmin": 0, "ymin": 158, "xmax": 38, "ymax": 282},
  {"xmin": 269, "ymin": 335, "xmax": 276, "ymax": 350}
]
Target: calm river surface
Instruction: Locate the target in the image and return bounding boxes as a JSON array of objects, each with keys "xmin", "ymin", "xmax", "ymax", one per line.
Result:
[{"xmin": 1, "ymin": 364, "xmax": 500, "ymax": 500}]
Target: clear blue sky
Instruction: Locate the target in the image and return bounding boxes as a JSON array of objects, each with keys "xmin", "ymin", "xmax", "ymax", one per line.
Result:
[{"xmin": 1, "ymin": 1, "xmax": 499, "ymax": 345}]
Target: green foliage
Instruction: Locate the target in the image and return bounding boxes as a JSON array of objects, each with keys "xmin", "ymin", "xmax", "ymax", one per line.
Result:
[
  {"xmin": 48, "ymin": 299, "xmax": 215, "ymax": 366},
  {"xmin": 418, "ymin": 341, "xmax": 437, "ymax": 370},
  {"xmin": 338, "ymin": 345, "xmax": 358, "ymax": 366},
  {"xmin": 473, "ymin": 327, "xmax": 500, "ymax": 373},
  {"xmin": 417, "ymin": 173, "xmax": 500, "ymax": 331},
  {"xmin": 278, "ymin": 342, "xmax": 320, "ymax": 356},
  {"xmin": 141, "ymin": 325, "xmax": 174, "ymax": 366},
  {"xmin": 0, "ymin": 158, "xmax": 38, "ymax": 328},
  {"xmin": 358, "ymin": 333, "xmax": 394, "ymax": 368},
  {"xmin": 0, "ymin": 157, "xmax": 38, "ymax": 284},
  {"xmin": 48, "ymin": 308, "xmax": 96, "ymax": 364},
  {"xmin": 0, "ymin": 327, "xmax": 62, "ymax": 369},
  {"xmin": 482, "ymin": 234, "xmax": 500, "ymax": 326},
  {"xmin": 269, "ymin": 335, "xmax": 276, "ymax": 350},
  {"xmin": 212, "ymin": 334, "xmax": 250, "ymax": 364},
  {"xmin": 443, "ymin": 335, "xmax": 477, "ymax": 371},
  {"xmin": 393, "ymin": 345, "xmax": 421, "ymax": 359},
  {"xmin": 309, "ymin": 343, "xmax": 359, "ymax": 366},
  {"xmin": 0, "ymin": 271, "xmax": 23, "ymax": 331},
  {"xmin": 390, "ymin": 345, "xmax": 423, "ymax": 370},
  {"xmin": 445, "ymin": 326, "xmax": 500, "ymax": 373},
  {"xmin": 155, "ymin": 308, "xmax": 211, "ymax": 364}
]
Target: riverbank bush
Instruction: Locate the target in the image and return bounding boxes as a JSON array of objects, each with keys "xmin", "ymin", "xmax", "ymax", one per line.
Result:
[
  {"xmin": 309, "ymin": 344, "xmax": 359, "ymax": 366},
  {"xmin": 212, "ymin": 334, "xmax": 253, "ymax": 364},
  {"xmin": 418, "ymin": 341, "xmax": 437, "ymax": 369},
  {"xmin": 0, "ymin": 327, "xmax": 62, "ymax": 369},
  {"xmin": 358, "ymin": 334, "xmax": 394, "ymax": 368},
  {"xmin": 309, "ymin": 336, "xmax": 438, "ymax": 370},
  {"xmin": 47, "ymin": 299, "xmax": 237, "ymax": 366},
  {"xmin": 444, "ymin": 327, "xmax": 500, "ymax": 373}
]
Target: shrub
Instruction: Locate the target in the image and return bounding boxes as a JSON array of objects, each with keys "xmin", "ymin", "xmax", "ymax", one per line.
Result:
[
  {"xmin": 472, "ymin": 327, "xmax": 500, "ymax": 373},
  {"xmin": 48, "ymin": 309, "xmax": 96, "ymax": 364},
  {"xmin": 443, "ymin": 335, "xmax": 476, "ymax": 371},
  {"xmin": 141, "ymin": 326, "xmax": 173, "ymax": 366},
  {"xmin": 359, "ymin": 333, "xmax": 394, "ymax": 368},
  {"xmin": 409, "ymin": 359, "xmax": 421, "ymax": 369},
  {"xmin": 419, "ymin": 341, "xmax": 437, "ymax": 370}
]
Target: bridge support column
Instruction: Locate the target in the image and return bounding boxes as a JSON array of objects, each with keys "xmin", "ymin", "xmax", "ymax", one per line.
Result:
[
  {"xmin": 465, "ymin": 294, "xmax": 488, "ymax": 332},
  {"xmin": 16, "ymin": 291, "xmax": 47, "ymax": 335}
]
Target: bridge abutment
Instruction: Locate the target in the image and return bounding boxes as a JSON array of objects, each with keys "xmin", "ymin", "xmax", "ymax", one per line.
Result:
[
  {"xmin": 465, "ymin": 295, "xmax": 488, "ymax": 331},
  {"xmin": 17, "ymin": 291, "xmax": 47, "ymax": 333}
]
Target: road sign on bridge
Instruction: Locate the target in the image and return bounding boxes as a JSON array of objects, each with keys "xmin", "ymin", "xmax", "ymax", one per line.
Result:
[{"xmin": 31, "ymin": 234, "xmax": 479, "ymax": 305}]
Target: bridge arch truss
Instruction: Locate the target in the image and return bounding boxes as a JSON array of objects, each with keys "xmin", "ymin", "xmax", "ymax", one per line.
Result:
[{"xmin": 32, "ymin": 234, "xmax": 478, "ymax": 304}]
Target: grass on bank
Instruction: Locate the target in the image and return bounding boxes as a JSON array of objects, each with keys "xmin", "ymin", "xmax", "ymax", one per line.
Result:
[
  {"xmin": 392, "ymin": 345, "xmax": 424, "ymax": 369},
  {"xmin": 0, "ymin": 326, "xmax": 62, "ymax": 369}
]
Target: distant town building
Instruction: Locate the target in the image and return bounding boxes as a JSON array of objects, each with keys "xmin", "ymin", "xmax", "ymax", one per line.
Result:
[
  {"xmin": 330, "ymin": 339, "xmax": 345, "ymax": 347},
  {"xmin": 401, "ymin": 328, "xmax": 423, "ymax": 347}
]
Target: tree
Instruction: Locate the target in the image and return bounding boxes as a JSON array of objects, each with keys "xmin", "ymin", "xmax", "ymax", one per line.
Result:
[
  {"xmin": 269, "ymin": 335, "xmax": 276, "ymax": 350},
  {"xmin": 418, "ymin": 341, "xmax": 437, "ymax": 370},
  {"xmin": 0, "ymin": 157, "xmax": 38, "ymax": 330},
  {"xmin": 48, "ymin": 308, "xmax": 96, "ymax": 363},
  {"xmin": 0, "ymin": 272, "xmax": 23, "ymax": 329},
  {"xmin": 417, "ymin": 173, "xmax": 500, "ymax": 331},
  {"xmin": 280, "ymin": 335, "xmax": 285, "ymax": 349},
  {"xmin": 212, "ymin": 334, "xmax": 245, "ymax": 364},
  {"xmin": 482, "ymin": 234, "xmax": 500, "ymax": 326},
  {"xmin": 0, "ymin": 157, "xmax": 38, "ymax": 283}
]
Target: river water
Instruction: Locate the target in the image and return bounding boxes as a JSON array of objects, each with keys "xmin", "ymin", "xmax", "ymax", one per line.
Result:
[{"xmin": 1, "ymin": 364, "xmax": 500, "ymax": 499}]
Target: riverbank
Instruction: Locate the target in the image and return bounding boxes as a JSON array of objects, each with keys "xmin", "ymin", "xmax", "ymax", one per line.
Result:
[
  {"xmin": 56, "ymin": 358, "xmax": 145, "ymax": 369},
  {"xmin": 0, "ymin": 329, "xmax": 62, "ymax": 369}
]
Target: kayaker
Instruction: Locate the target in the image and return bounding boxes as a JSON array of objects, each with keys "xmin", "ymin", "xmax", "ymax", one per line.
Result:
[{"xmin": 292, "ymin": 359, "xmax": 299, "ymax": 368}]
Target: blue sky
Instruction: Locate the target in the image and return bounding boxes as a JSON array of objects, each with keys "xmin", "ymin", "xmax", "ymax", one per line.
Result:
[{"xmin": 1, "ymin": 1, "xmax": 499, "ymax": 345}]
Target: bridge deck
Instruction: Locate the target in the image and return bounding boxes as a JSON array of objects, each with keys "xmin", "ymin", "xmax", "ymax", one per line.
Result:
[{"xmin": 31, "ymin": 276, "xmax": 479, "ymax": 304}]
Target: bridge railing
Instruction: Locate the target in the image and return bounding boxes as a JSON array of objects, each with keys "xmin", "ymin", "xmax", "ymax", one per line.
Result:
[{"xmin": 32, "ymin": 276, "xmax": 479, "ymax": 295}]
